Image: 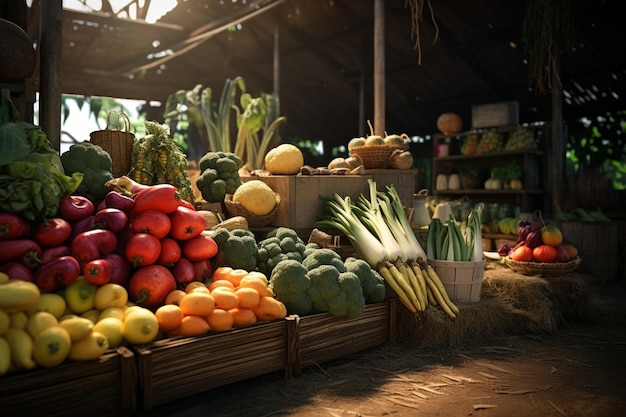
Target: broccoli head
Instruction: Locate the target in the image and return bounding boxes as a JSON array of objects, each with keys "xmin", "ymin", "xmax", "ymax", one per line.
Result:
[
  {"xmin": 257, "ymin": 227, "xmax": 308, "ymax": 277},
  {"xmin": 269, "ymin": 259, "xmax": 312, "ymax": 316},
  {"xmin": 338, "ymin": 271, "xmax": 365, "ymax": 318},
  {"xmin": 302, "ymin": 248, "xmax": 346, "ymax": 273},
  {"xmin": 60, "ymin": 141, "xmax": 114, "ymax": 202},
  {"xmin": 306, "ymin": 264, "xmax": 343, "ymax": 315},
  {"xmin": 344, "ymin": 257, "xmax": 386, "ymax": 303},
  {"xmin": 266, "ymin": 227, "xmax": 299, "ymax": 241},
  {"xmin": 212, "ymin": 227, "xmax": 258, "ymax": 271},
  {"xmin": 196, "ymin": 151, "xmax": 243, "ymax": 202}
]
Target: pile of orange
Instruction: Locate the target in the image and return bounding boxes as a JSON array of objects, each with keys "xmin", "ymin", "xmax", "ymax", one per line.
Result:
[{"xmin": 154, "ymin": 267, "xmax": 287, "ymax": 337}]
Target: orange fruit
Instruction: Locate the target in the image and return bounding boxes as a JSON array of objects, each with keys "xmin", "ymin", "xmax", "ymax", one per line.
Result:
[
  {"xmin": 154, "ymin": 304, "xmax": 184, "ymax": 332},
  {"xmin": 238, "ymin": 274, "xmax": 273, "ymax": 297},
  {"xmin": 208, "ymin": 279, "xmax": 235, "ymax": 292},
  {"xmin": 179, "ymin": 292, "xmax": 216, "ymax": 317},
  {"xmin": 235, "ymin": 287, "xmax": 261, "ymax": 309},
  {"xmin": 185, "ymin": 281, "xmax": 207, "ymax": 294},
  {"xmin": 211, "ymin": 266, "xmax": 234, "ymax": 281},
  {"xmin": 165, "ymin": 289, "xmax": 187, "ymax": 305},
  {"xmin": 220, "ymin": 268, "xmax": 249, "ymax": 287},
  {"xmin": 251, "ymin": 296, "xmax": 286, "ymax": 321},
  {"xmin": 511, "ymin": 245, "xmax": 533, "ymax": 262},
  {"xmin": 189, "ymin": 286, "xmax": 211, "ymax": 294},
  {"xmin": 244, "ymin": 271, "xmax": 269, "ymax": 285},
  {"xmin": 533, "ymin": 244, "xmax": 557, "ymax": 263},
  {"xmin": 206, "ymin": 308, "xmax": 234, "ymax": 332},
  {"xmin": 229, "ymin": 307, "xmax": 257, "ymax": 328},
  {"xmin": 178, "ymin": 314, "xmax": 210, "ymax": 337},
  {"xmin": 211, "ymin": 288, "xmax": 240, "ymax": 310}
]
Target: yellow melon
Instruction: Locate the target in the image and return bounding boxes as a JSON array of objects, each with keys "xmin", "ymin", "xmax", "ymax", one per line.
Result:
[
  {"xmin": 264, "ymin": 144, "xmax": 304, "ymax": 174},
  {"xmin": 232, "ymin": 180, "xmax": 277, "ymax": 216}
]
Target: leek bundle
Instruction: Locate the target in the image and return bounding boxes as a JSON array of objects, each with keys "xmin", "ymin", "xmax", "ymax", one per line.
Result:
[{"xmin": 318, "ymin": 179, "xmax": 459, "ymax": 318}]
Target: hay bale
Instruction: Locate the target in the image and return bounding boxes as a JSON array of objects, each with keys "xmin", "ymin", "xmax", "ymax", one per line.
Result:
[
  {"xmin": 483, "ymin": 266, "xmax": 592, "ymax": 328},
  {"xmin": 395, "ymin": 263, "xmax": 593, "ymax": 348},
  {"xmin": 482, "ymin": 268, "xmax": 557, "ymax": 333},
  {"xmin": 396, "ymin": 296, "xmax": 518, "ymax": 348}
]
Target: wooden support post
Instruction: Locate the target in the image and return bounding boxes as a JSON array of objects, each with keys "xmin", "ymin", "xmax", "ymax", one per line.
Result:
[
  {"xmin": 550, "ymin": 43, "xmax": 564, "ymax": 214},
  {"xmin": 373, "ymin": 0, "xmax": 385, "ymax": 137},
  {"xmin": 39, "ymin": 0, "xmax": 63, "ymax": 151}
]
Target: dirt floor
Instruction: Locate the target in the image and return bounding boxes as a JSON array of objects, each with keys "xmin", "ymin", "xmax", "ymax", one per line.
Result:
[{"xmin": 143, "ymin": 275, "xmax": 626, "ymax": 417}]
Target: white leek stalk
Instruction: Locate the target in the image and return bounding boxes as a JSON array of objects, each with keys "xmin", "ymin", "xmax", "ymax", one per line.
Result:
[
  {"xmin": 317, "ymin": 195, "xmax": 388, "ymax": 267},
  {"xmin": 468, "ymin": 209, "xmax": 483, "ymax": 262},
  {"xmin": 385, "ymin": 184, "xmax": 428, "ymax": 262}
]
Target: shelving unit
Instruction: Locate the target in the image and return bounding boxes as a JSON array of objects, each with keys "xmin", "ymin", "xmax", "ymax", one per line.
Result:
[{"xmin": 431, "ymin": 123, "xmax": 550, "ymax": 214}]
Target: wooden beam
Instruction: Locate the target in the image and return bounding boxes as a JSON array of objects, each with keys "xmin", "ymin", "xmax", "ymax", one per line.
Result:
[
  {"xmin": 39, "ymin": 0, "xmax": 62, "ymax": 151},
  {"xmin": 128, "ymin": 0, "xmax": 285, "ymax": 75},
  {"xmin": 63, "ymin": 9, "xmax": 185, "ymax": 32}
]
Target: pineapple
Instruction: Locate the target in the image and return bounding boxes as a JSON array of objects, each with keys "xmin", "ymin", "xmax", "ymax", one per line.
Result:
[
  {"xmin": 504, "ymin": 126, "xmax": 537, "ymax": 151},
  {"xmin": 476, "ymin": 131, "xmax": 504, "ymax": 154},
  {"xmin": 460, "ymin": 134, "xmax": 480, "ymax": 155}
]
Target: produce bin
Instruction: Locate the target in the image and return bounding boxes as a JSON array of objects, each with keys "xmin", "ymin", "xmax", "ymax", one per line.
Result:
[
  {"xmin": 242, "ymin": 175, "xmax": 369, "ymax": 230},
  {"xmin": 1, "ymin": 347, "xmax": 136, "ymax": 417},
  {"xmin": 287, "ymin": 299, "xmax": 396, "ymax": 377},
  {"xmin": 242, "ymin": 170, "xmax": 415, "ymax": 230},
  {"xmin": 427, "ymin": 259, "xmax": 487, "ymax": 302},
  {"xmin": 135, "ymin": 319, "xmax": 290, "ymax": 410}
]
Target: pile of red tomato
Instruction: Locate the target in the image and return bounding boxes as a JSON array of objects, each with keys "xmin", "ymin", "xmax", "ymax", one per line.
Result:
[{"xmin": 0, "ymin": 184, "xmax": 218, "ymax": 308}]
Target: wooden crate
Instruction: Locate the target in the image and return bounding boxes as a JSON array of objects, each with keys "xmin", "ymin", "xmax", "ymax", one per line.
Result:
[
  {"xmin": 287, "ymin": 299, "xmax": 396, "ymax": 377},
  {"xmin": 243, "ymin": 170, "xmax": 415, "ymax": 230},
  {"xmin": 1, "ymin": 347, "xmax": 136, "ymax": 417},
  {"xmin": 471, "ymin": 101, "xmax": 519, "ymax": 128},
  {"xmin": 553, "ymin": 220, "xmax": 621, "ymax": 281},
  {"xmin": 135, "ymin": 320, "xmax": 290, "ymax": 410},
  {"xmin": 242, "ymin": 175, "xmax": 370, "ymax": 229}
]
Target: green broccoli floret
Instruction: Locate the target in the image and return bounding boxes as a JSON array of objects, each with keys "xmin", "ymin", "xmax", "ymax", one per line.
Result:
[
  {"xmin": 303, "ymin": 242, "xmax": 321, "ymax": 258},
  {"xmin": 302, "ymin": 248, "xmax": 346, "ymax": 273},
  {"xmin": 60, "ymin": 141, "xmax": 114, "ymax": 202},
  {"xmin": 266, "ymin": 252, "xmax": 290, "ymax": 273},
  {"xmin": 269, "ymin": 259, "xmax": 312, "ymax": 316},
  {"xmin": 279, "ymin": 236, "xmax": 297, "ymax": 253},
  {"xmin": 344, "ymin": 257, "xmax": 386, "ymax": 304},
  {"xmin": 196, "ymin": 151, "xmax": 242, "ymax": 202},
  {"xmin": 267, "ymin": 227, "xmax": 299, "ymax": 241},
  {"xmin": 307, "ymin": 264, "xmax": 343, "ymax": 314},
  {"xmin": 215, "ymin": 156, "xmax": 238, "ymax": 173},
  {"xmin": 338, "ymin": 271, "xmax": 365, "ymax": 318},
  {"xmin": 212, "ymin": 228, "xmax": 258, "ymax": 271},
  {"xmin": 257, "ymin": 228, "xmax": 308, "ymax": 276},
  {"xmin": 264, "ymin": 240, "xmax": 283, "ymax": 258}
]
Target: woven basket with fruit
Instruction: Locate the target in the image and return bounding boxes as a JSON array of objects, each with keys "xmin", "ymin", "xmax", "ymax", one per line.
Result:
[{"xmin": 497, "ymin": 212, "xmax": 581, "ymax": 277}]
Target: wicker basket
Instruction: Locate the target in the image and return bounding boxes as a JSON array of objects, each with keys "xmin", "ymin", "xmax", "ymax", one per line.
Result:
[
  {"xmin": 224, "ymin": 193, "xmax": 280, "ymax": 228},
  {"xmin": 505, "ymin": 256, "xmax": 582, "ymax": 277},
  {"xmin": 349, "ymin": 144, "xmax": 407, "ymax": 169},
  {"xmin": 90, "ymin": 111, "xmax": 136, "ymax": 177}
]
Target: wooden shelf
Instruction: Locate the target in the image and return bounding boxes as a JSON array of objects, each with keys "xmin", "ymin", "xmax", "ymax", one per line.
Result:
[{"xmin": 431, "ymin": 124, "xmax": 550, "ymax": 213}]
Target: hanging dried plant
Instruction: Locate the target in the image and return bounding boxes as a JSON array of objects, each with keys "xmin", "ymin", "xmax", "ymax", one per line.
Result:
[
  {"xmin": 522, "ymin": 0, "xmax": 575, "ymax": 94},
  {"xmin": 405, "ymin": 0, "xmax": 439, "ymax": 65}
]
